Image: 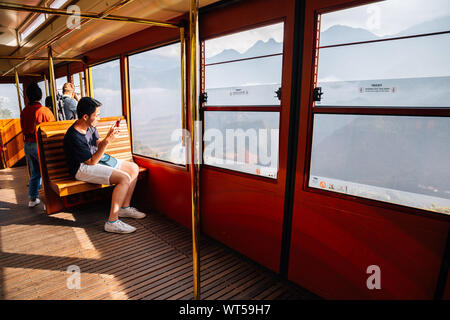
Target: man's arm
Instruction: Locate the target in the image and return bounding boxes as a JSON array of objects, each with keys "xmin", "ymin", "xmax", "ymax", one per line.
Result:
[
  {"xmin": 84, "ymin": 140, "xmax": 108, "ymax": 165},
  {"xmin": 85, "ymin": 126, "xmax": 119, "ymax": 165}
]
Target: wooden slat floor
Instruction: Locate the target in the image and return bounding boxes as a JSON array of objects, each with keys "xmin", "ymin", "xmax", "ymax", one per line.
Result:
[{"xmin": 0, "ymin": 166, "xmax": 319, "ymax": 300}]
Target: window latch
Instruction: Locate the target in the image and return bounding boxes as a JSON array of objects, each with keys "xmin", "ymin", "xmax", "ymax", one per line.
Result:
[
  {"xmin": 275, "ymin": 87, "xmax": 281, "ymax": 101},
  {"xmin": 313, "ymin": 87, "xmax": 323, "ymax": 102},
  {"xmin": 200, "ymin": 92, "xmax": 208, "ymax": 104}
]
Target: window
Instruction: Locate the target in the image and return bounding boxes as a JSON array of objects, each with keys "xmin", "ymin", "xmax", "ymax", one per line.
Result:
[
  {"xmin": 309, "ymin": 0, "xmax": 450, "ymax": 214},
  {"xmin": 49, "ymin": 0, "xmax": 68, "ymax": 9},
  {"xmin": 55, "ymin": 77, "xmax": 66, "ymax": 95},
  {"xmin": 37, "ymin": 80, "xmax": 47, "ymax": 96},
  {"xmin": 20, "ymin": 14, "xmax": 45, "ymax": 41},
  {"xmin": 128, "ymin": 43, "xmax": 184, "ymax": 164},
  {"xmin": 20, "ymin": 1, "xmax": 69, "ymax": 41},
  {"xmin": 72, "ymin": 72, "xmax": 84, "ymax": 97},
  {"xmin": 204, "ymin": 111, "xmax": 279, "ymax": 178},
  {"xmin": 0, "ymin": 84, "xmax": 22, "ymax": 119},
  {"xmin": 91, "ymin": 59, "xmax": 122, "ymax": 118},
  {"xmin": 204, "ymin": 23, "xmax": 284, "ymax": 106},
  {"xmin": 203, "ymin": 22, "xmax": 284, "ymax": 178}
]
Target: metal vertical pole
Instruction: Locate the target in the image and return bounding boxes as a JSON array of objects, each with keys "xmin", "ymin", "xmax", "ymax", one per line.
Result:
[
  {"xmin": 82, "ymin": 66, "xmax": 89, "ymax": 97},
  {"xmin": 48, "ymin": 46, "xmax": 57, "ymax": 117},
  {"xmin": 87, "ymin": 67, "xmax": 93, "ymax": 97},
  {"xmin": 78, "ymin": 72, "xmax": 84, "ymax": 97},
  {"xmin": 14, "ymin": 68, "xmax": 30, "ymax": 180},
  {"xmin": 14, "ymin": 69, "xmax": 23, "ymax": 113},
  {"xmin": 43, "ymin": 73, "xmax": 49, "ymax": 96},
  {"xmin": 180, "ymin": 26, "xmax": 187, "ymax": 146},
  {"xmin": 189, "ymin": 0, "xmax": 201, "ymax": 300}
]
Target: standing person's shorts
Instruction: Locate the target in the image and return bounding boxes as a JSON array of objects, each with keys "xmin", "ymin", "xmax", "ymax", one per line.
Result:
[{"xmin": 75, "ymin": 159, "xmax": 124, "ymax": 185}]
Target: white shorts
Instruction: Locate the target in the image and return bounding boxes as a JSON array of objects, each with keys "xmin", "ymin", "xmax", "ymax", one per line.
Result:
[{"xmin": 75, "ymin": 159, "xmax": 124, "ymax": 185}]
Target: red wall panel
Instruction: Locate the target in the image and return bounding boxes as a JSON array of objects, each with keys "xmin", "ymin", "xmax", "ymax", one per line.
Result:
[
  {"xmin": 201, "ymin": 168, "xmax": 284, "ymax": 272},
  {"xmin": 444, "ymin": 271, "xmax": 450, "ymax": 300},
  {"xmin": 289, "ymin": 193, "xmax": 448, "ymax": 299},
  {"xmin": 134, "ymin": 155, "xmax": 192, "ymax": 229}
]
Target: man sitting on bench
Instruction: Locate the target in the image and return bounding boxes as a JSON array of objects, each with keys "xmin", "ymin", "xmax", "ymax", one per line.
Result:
[{"xmin": 63, "ymin": 97, "xmax": 146, "ymax": 234}]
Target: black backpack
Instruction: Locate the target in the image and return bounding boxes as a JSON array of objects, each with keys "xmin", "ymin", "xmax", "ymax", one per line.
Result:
[{"xmin": 56, "ymin": 93, "xmax": 66, "ymax": 121}]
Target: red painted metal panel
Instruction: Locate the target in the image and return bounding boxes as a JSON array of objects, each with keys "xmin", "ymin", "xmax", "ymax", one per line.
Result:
[
  {"xmin": 289, "ymin": 193, "xmax": 448, "ymax": 299},
  {"xmin": 444, "ymin": 271, "xmax": 450, "ymax": 300},
  {"xmin": 288, "ymin": 0, "xmax": 450, "ymax": 299},
  {"xmin": 133, "ymin": 155, "xmax": 192, "ymax": 229},
  {"xmin": 201, "ymin": 167, "xmax": 283, "ymax": 272}
]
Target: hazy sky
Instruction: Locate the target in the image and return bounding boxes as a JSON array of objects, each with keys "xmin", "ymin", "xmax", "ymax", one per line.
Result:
[
  {"xmin": 321, "ymin": 0, "xmax": 450, "ymax": 36},
  {"xmin": 205, "ymin": 22, "xmax": 284, "ymax": 58}
]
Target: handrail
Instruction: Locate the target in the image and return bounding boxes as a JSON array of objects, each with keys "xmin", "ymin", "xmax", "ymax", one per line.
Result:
[
  {"xmin": 0, "ymin": 2, "xmax": 180, "ymax": 28},
  {"xmin": 0, "ymin": 0, "xmax": 181, "ymax": 76}
]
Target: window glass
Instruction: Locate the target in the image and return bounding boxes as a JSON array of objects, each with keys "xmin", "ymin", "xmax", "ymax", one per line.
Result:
[
  {"xmin": 310, "ymin": 0, "xmax": 450, "ymax": 214},
  {"xmin": 37, "ymin": 80, "xmax": 46, "ymax": 96},
  {"xmin": 91, "ymin": 59, "xmax": 122, "ymax": 118},
  {"xmin": 50, "ymin": 0, "xmax": 68, "ymax": 8},
  {"xmin": 319, "ymin": 0, "xmax": 450, "ymax": 47},
  {"xmin": 205, "ymin": 23, "xmax": 284, "ymax": 64},
  {"xmin": 0, "ymin": 83, "xmax": 22, "ymax": 119},
  {"xmin": 72, "ymin": 73, "xmax": 83, "ymax": 97},
  {"xmin": 21, "ymin": 14, "xmax": 45, "ymax": 41},
  {"xmin": 316, "ymin": 34, "xmax": 450, "ymax": 107},
  {"xmin": 129, "ymin": 43, "xmax": 184, "ymax": 164},
  {"xmin": 55, "ymin": 77, "xmax": 66, "ymax": 95},
  {"xmin": 316, "ymin": 0, "xmax": 450, "ymax": 108},
  {"xmin": 204, "ymin": 111, "xmax": 279, "ymax": 179},
  {"xmin": 309, "ymin": 114, "xmax": 450, "ymax": 214},
  {"xmin": 205, "ymin": 55, "xmax": 282, "ymax": 106},
  {"xmin": 204, "ymin": 22, "xmax": 284, "ymax": 106}
]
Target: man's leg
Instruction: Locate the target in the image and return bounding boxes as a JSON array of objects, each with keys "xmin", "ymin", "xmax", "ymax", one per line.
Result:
[
  {"xmin": 108, "ymin": 170, "xmax": 131, "ymax": 221},
  {"xmin": 117, "ymin": 161, "xmax": 139, "ymax": 208},
  {"xmin": 25, "ymin": 142, "xmax": 41, "ymax": 201}
]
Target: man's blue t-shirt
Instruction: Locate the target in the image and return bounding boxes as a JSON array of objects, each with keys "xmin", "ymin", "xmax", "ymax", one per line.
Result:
[{"xmin": 63, "ymin": 124, "xmax": 100, "ymax": 177}]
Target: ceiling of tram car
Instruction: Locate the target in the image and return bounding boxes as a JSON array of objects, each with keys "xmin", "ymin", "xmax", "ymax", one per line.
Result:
[{"xmin": 0, "ymin": 0, "xmax": 219, "ymax": 77}]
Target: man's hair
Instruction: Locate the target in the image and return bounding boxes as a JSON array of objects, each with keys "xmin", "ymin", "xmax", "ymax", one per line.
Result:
[
  {"xmin": 77, "ymin": 97, "xmax": 102, "ymax": 119},
  {"xmin": 62, "ymin": 82, "xmax": 74, "ymax": 94},
  {"xmin": 44, "ymin": 96, "xmax": 53, "ymax": 110},
  {"xmin": 26, "ymin": 81, "xmax": 42, "ymax": 102}
]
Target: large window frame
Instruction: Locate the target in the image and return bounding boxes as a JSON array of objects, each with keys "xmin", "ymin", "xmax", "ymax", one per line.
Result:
[
  {"xmin": 304, "ymin": 2, "xmax": 450, "ymax": 218},
  {"xmin": 201, "ymin": 19, "xmax": 286, "ymax": 181},
  {"xmin": 126, "ymin": 40, "xmax": 187, "ymax": 168}
]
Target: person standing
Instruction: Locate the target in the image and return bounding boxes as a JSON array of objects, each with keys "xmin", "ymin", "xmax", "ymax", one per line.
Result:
[
  {"xmin": 61, "ymin": 82, "xmax": 79, "ymax": 120},
  {"xmin": 20, "ymin": 82, "xmax": 55, "ymax": 207}
]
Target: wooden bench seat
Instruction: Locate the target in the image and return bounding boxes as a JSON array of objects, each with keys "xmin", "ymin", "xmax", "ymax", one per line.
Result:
[{"xmin": 36, "ymin": 117, "xmax": 147, "ymax": 214}]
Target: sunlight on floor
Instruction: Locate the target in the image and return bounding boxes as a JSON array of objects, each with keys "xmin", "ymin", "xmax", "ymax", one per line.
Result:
[
  {"xmin": 0, "ymin": 187, "xmax": 17, "ymax": 205},
  {"xmin": 73, "ymin": 227, "xmax": 101, "ymax": 258},
  {"xmin": 3, "ymin": 266, "xmax": 129, "ymax": 300},
  {"xmin": 0, "ymin": 224, "xmax": 101, "ymax": 259},
  {"xmin": 0, "ymin": 174, "xmax": 14, "ymax": 181}
]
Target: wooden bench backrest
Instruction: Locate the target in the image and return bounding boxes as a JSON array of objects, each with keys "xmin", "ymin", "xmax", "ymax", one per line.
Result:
[
  {"xmin": 37, "ymin": 117, "xmax": 132, "ymax": 182},
  {"xmin": 0, "ymin": 118, "xmax": 25, "ymax": 169}
]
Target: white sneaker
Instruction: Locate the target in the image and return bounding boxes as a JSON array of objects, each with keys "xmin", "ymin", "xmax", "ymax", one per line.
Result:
[
  {"xmin": 118, "ymin": 206, "xmax": 146, "ymax": 219},
  {"xmin": 28, "ymin": 198, "xmax": 41, "ymax": 208},
  {"xmin": 104, "ymin": 220, "xmax": 136, "ymax": 234}
]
